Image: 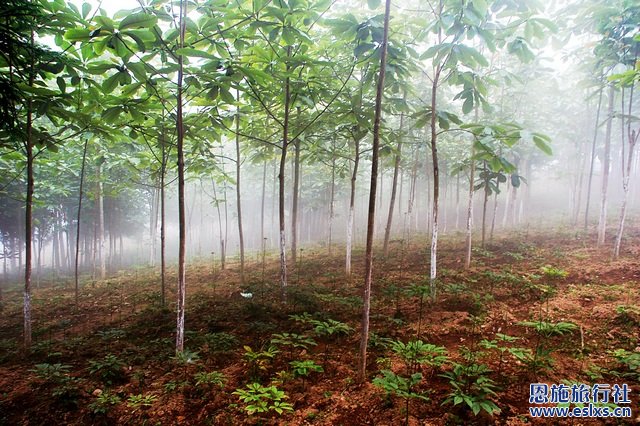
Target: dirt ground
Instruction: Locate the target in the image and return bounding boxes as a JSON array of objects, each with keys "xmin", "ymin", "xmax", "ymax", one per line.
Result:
[{"xmin": 0, "ymin": 226, "xmax": 639, "ymax": 425}]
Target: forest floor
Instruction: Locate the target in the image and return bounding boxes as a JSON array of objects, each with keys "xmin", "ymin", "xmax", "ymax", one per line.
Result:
[{"xmin": 0, "ymin": 226, "xmax": 639, "ymax": 425}]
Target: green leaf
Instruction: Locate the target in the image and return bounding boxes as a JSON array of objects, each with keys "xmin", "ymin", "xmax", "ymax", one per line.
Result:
[
  {"xmin": 64, "ymin": 28, "xmax": 93, "ymax": 42},
  {"xmin": 87, "ymin": 62, "xmax": 118, "ymax": 75},
  {"xmin": 176, "ymin": 48, "xmax": 218, "ymax": 59},
  {"xmin": 102, "ymin": 106, "xmax": 123, "ymax": 123},
  {"xmin": 367, "ymin": 0, "xmax": 381, "ymax": 9},
  {"xmin": 126, "ymin": 62, "xmax": 147, "ymax": 82},
  {"xmin": 82, "ymin": 2, "xmax": 92, "ymax": 19},
  {"xmin": 102, "ymin": 72, "xmax": 121, "ymax": 94},
  {"xmin": 462, "ymin": 96, "xmax": 474, "ymax": 114},
  {"xmin": 532, "ymin": 134, "xmax": 552, "ymax": 155},
  {"xmin": 118, "ymin": 13, "xmax": 158, "ymax": 31},
  {"xmin": 56, "ymin": 77, "xmax": 66, "ymax": 93},
  {"xmin": 282, "ymin": 26, "xmax": 296, "ymax": 45},
  {"xmin": 354, "ymin": 42, "xmax": 375, "ymax": 58}
]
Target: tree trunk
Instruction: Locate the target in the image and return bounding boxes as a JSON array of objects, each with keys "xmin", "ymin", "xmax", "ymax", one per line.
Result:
[
  {"xmin": 481, "ymin": 166, "xmax": 489, "ymax": 249},
  {"xmin": 278, "ymin": 46, "xmax": 292, "ymax": 301},
  {"xmin": 235, "ymin": 99, "xmax": 245, "ymax": 284},
  {"xmin": 429, "ymin": 62, "xmax": 442, "ymax": 299},
  {"xmin": 383, "ymin": 112, "xmax": 404, "ymax": 257},
  {"xmin": 490, "ymin": 184, "xmax": 499, "ymax": 243},
  {"xmin": 23, "ymin": 90, "xmax": 34, "ymax": 349},
  {"xmin": 357, "ymin": 0, "xmax": 391, "ymax": 383},
  {"xmin": 149, "ymin": 185, "xmax": 158, "ymax": 266},
  {"xmin": 407, "ymin": 148, "xmax": 418, "ymax": 235},
  {"xmin": 160, "ymin": 128, "xmax": 167, "ymax": 307},
  {"xmin": 597, "ymin": 84, "xmax": 615, "ymax": 246},
  {"xmin": 53, "ymin": 221, "xmax": 60, "ymax": 271},
  {"xmin": 97, "ymin": 163, "xmax": 106, "ymax": 280},
  {"xmin": 291, "ymin": 138, "xmax": 301, "ymax": 265},
  {"xmin": 584, "ymin": 80, "xmax": 604, "ymax": 229},
  {"xmin": 346, "ymin": 140, "xmax": 360, "ymax": 277},
  {"xmin": 328, "ymin": 142, "xmax": 336, "ymax": 255},
  {"xmin": 74, "ymin": 138, "xmax": 89, "ymax": 306},
  {"xmin": 465, "ymin": 145, "xmax": 475, "ymax": 269},
  {"xmin": 260, "ymin": 158, "xmax": 267, "ymax": 255},
  {"xmin": 614, "ymin": 84, "xmax": 637, "ymax": 258},
  {"xmin": 175, "ymin": 0, "xmax": 187, "ymax": 353}
]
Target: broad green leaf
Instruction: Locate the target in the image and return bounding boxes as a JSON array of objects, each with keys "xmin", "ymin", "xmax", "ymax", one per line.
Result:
[
  {"xmin": 102, "ymin": 106, "xmax": 123, "ymax": 123},
  {"xmin": 64, "ymin": 28, "xmax": 93, "ymax": 42},
  {"xmin": 118, "ymin": 13, "xmax": 158, "ymax": 31},
  {"xmin": 87, "ymin": 62, "xmax": 118, "ymax": 74},
  {"xmin": 282, "ymin": 26, "xmax": 296, "ymax": 45},
  {"xmin": 367, "ymin": 0, "xmax": 381, "ymax": 9},
  {"xmin": 82, "ymin": 2, "xmax": 92, "ymax": 18},
  {"xmin": 532, "ymin": 134, "xmax": 552, "ymax": 155},
  {"xmin": 102, "ymin": 72, "xmax": 121, "ymax": 94},
  {"xmin": 176, "ymin": 48, "xmax": 218, "ymax": 59}
]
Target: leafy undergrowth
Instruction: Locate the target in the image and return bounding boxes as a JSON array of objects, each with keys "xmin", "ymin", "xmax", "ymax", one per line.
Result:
[{"xmin": 0, "ymin": 229, "xmax": 639, "ymax": 425}]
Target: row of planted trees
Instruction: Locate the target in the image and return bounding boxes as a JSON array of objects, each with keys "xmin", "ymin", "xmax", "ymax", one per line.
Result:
[{"xmin": 1, "ymin": 0, "xmax": 638, "ymax": 381}]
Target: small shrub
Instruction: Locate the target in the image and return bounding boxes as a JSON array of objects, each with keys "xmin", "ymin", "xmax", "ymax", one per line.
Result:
[
  {"xmin": 127, "ymin": 393, "xmax": 157, "ymax": 409},
  {"xmin": 290, "ymin": 359, "xmax": 323, "ymax": 380},
  {"xmin": 373, "ymin": 370, "xmax": 428, "ymax": 424},
  {"xmin": 194, "ymin": 371, "xmax": 226, "ymax": 389},
  {"xmin": 88, "ymin": 391, "xmax": 121, "ymax": 416},
  {"xmin": 88, "ymin": 354, "xmax": 125, "ymax": 386},
  {"xmin": 540, "ymin": 265, "xmax": 568, "ymax": 279},
  {"xmin": 390, "ymin": 340, "xmax": 448, "ymax": 373},
  {"xmin": 233, "ymin": 383, "xmax": 293, "ymax": 415},
  {"xmin": 441, "ymin": 362, "xmax": 500, "ymax": 416},
  {"xmin": 203, "ymin": 332, "xmax": 238, "ymax": 352}
]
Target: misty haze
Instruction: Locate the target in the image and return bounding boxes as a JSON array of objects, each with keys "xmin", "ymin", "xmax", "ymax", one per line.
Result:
[{"xmin": 0, "ymin": 0, "xmax": 638, "ymax": 424}]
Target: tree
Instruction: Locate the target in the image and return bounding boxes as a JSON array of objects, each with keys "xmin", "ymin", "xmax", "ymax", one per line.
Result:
[
  {"xmin": 1, "ymin": 0, "xmax": 81, "ymax": 348},
  {"xmin": 358, "ymin": 0, "xmax": 391, "ymax": 384}
]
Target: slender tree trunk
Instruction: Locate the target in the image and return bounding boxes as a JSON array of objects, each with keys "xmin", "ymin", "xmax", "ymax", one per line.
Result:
[
  {"xmin": 212, "ymin": 178, "xmax": 224, "ymax": 270},
  {"xmin": 23, "ymin": 96, "xmax": 33, "ymax": 349},
  {"xmin": 278, "ymin": 46, "xmax": 292, "ymax": 301},
  {"xmin": 23, "ymin": 28, "xmax": 35, "ymax": 348},
  {"xmin": 53, "ymin": 221, "xmax": 60, "ymax": 270},
  {"xmin": 235, "ymin": 99, "xmax": 245, "ymax": 284},
  {"xmin": 614, "ymin": 84, "xmax": 637, "ymax": 258},
  {"xmin": 97, "ymin": 163, "xmax": 106, "ymax": 280},
  {"xmin": 346, "ymin": 140, "xmax": 360, "ymax": 276},
  {"xmin": 291, "ymin": 138, "xmax": 301, "ymax": 264},
  {"xmin": 175, "ymin": 0, "xmax": 187, "ymax": 353},
  {"xmin": 260, "ymin": 159, "xmax": 267, "ymax": 255},
  {"xmin": 220, "ymin": 151, "xmax": 227, "ymax": 270},
  {"xmin": 509, "ymin": 182, "xmax": 518, "ymax": 227},
  {"xmin": 501, "ymin": 184, "xmax": 511, "ymax": 228},
  {"xmin": 383, "ymin": 112, "xmax": 404, "ymax": 257},
  {"xmin": 328, "ymin": 143, "xmax": 336, "ymax": 255},
  {"xmin": 74, "ymin": 138, "xmax": 89, "ymax": 306},
  {"xmin": 358, "ymin": 0, "xmax": 391, "ymax": 383},
  {"xmin": 429, "ymin": 62, "xmax": 442, "ymax": 299},
  {"xmin": 490, "ymin": 184, "xmax": 499, "ymax": 243},
  {"xmin": 481, "ymin": 166, "xmax": 489, "ymax": 249},
  {"xmin": 573, "ymin": 135, "xmax": 586, "ymax": 226},
  {"xmin": 597, "ymin": 85, "xmax": 615, "ymax": 246},
  {"xmin": 36, "ymin": 232, "xmax": 41, "ymax": 288},
  {"xmin": 407, "ymin": 148, "xmax": 418, "ymax": 234},
  {"xmin": 584, "ymin": 80, "xmax": 604, "ymax": 229},
  {"xmin": 455, "ymin": 172, "xmax": 460, "ymax": 230},
  {"xmin": 149, "ymin": 185, "xmax": 158, "ymax": 266},
  {"xmin": 160, "ymin": 128, "xmax": 167, "ymax": 307},
  {"xmin": 442, "ymin": 161, "xmax": 448, "ymax": 235},
  {"xmin": 464, "ymin": 118, "xmax": 477, "ymax": 269}
]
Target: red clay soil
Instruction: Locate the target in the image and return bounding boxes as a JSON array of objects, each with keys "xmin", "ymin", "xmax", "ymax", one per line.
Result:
[{"xmin": 0, "ymin": 227, "xmax": 638, "ymax": 425}]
